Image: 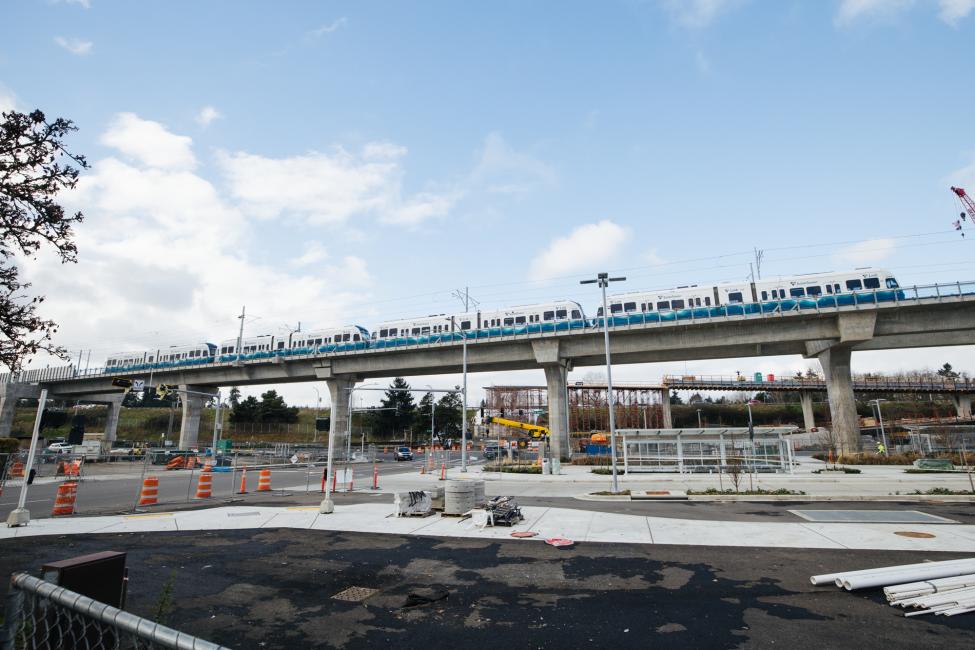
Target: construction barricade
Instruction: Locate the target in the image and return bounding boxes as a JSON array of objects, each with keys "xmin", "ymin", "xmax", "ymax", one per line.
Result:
[
  {"xmin": 51, "ymin": 481, "xmax": 78, "ymax": 516},
  {"xmin": 195, "ymin": 468, "xmax": 212, "ymax": 499},
  {"xmin": 138, "ymin": 477, "xmax": 159, "ymax": 506},
  {"xmin": 257, "ymin": 469, "xmax": 271, "ymax": 492}
]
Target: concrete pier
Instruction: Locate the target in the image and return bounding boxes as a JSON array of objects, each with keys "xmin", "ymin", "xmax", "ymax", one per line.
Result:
[
  {"xmin": 0, "ymin": 383, "xmax": 41, "ymax": 438},
  {"xmin": 813, "ymin": 346, "xmax": 860, "ymax": 453},
  {"xmin": 660, "ymin": 389, "xmax": 673, "ymax": 429},
  {"xmin": 953, "ymin": 394, "xmax": 973, "ymax": 420},
  {"xmin": 799, "ymin": 391, "xmax": 816, "ymax": 432},
  {"xmin": 324, "ymin": 375, "xmax": 357, "ymax": 460},
  {"xmin": 178, "ymin": 385, "xmax": 219, "ymax": 449}
]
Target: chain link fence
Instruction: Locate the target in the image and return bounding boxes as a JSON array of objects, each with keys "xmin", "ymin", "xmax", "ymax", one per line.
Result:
[{"xmin": 2, "ymin": 572, "xmax": 227, "ymax": 649}]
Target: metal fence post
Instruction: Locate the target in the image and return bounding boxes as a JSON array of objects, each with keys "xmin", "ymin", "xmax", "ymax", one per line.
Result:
[{"xmin": 1, "ymin": 580, "xmax": 24, "ymax": 650}]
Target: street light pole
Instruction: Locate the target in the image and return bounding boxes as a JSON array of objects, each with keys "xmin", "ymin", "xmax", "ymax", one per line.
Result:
[
  {"xmin": 453, "ymin": 288, "xmax": 479, "ymax": 473},
  {"xmin": 581, "ymin": 272, "xmax": 626, "ymax": 494},
  {"xmin": 696, "ymin": 409, "xmax": 703, "ymax": 428},
  {"xmin": 7, "ymin": 388, "xmax": 48, "ymax": 527}
]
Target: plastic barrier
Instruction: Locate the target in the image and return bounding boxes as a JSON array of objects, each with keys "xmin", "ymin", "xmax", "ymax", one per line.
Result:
[
  {"xmin": 9, "ymin": 462, "xmax": 24, "ymax": 478},
  {"xmin": 138, "ymin": 477, "xmax": 158, "ymax": 506},
  {"xmin": 195, "ymin": 469, "xmax": 212, "ymax": 499},
  {"xmin": 51, "ymin": 481, "xmax": 78, "ymax": 516},
  {"xmin": 257, "ymin": 469, "xmax": 271, "ymax": 492}
]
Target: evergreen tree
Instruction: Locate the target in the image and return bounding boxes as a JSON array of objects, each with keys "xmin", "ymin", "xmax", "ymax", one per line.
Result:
[
  {"xmin": 230, "ymin": 396, "xmax": 260, "ymax": 423},
  {"xmin": 258, "ymin": 389, "xmax": 299, "ymax": 423},
  {"xmin": 228, "ymin": 386, "xmax": 241, "ymax": 408},
  {"xmin": 377, "ymin": 378, "xmax": 416, "ymax": 436},
  {"xmin": 435, "ymin": 392, "xmax": 464, "ymax": 439},
  {"xmin": 416, "ymin": 392, "xmax": 435, "ymax": 437},
  {"xmin": 937, "ymin": 363, "xmax": 960, "ymax": 379}
]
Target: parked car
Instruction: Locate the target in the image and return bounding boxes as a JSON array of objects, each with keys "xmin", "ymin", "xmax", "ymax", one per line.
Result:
[
  {"xmin": 47, "ymin": 442, "xmax": 73, "ymax": 453},
  {"xmin": 394, "ymin": 447, "xmax": 414, "ymax": 461},
  {"xmin": 484, "ymin": 444, "xmax": 500, "ymax": 460}
]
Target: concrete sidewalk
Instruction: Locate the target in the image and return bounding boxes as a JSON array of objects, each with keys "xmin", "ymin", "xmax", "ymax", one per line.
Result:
[{"xmin": 4, "ymin": 502, "xmax": 975, "ymax": 552}]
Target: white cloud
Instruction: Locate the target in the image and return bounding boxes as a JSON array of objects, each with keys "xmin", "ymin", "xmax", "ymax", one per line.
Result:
[
  {"xmin": 18, "ymin": 113, "xmax": 374, "ymax": 370},
  {"xmin": 291, "ymin": 241, "xmax": 329, "ymax": 267},
  {"xmin": 100, "ymin": 113, "xmax": 196, "ymax": 170},
  {"xmin": 383, "ymin": 191, "xmax": 459, "ymax": 226},
  {"xmin": 0, "ymin": 85, "xmax": 18, "ymax": 114},
  {"xmin": 529, "ymin": 220, "xmax": 628, "ymax": 281},
  {"xmin": 218, "ymin": 146, "xmax": 403, "ymax": 224},
  {"xmin": 54, "ymin": 36, "xmax": 93, "ymax": 56},
  {"xmin": 59, "ymin": 0, "xmax": 91, "ymax": 8},
  {"xmin": 658, "ymin": 0, "xmax": 741, "ymax": 28},
  {"xmin": 309, "ymin": 17, "xmax": 347, "ymax": 38},
  {"xmin": 939, "ymin": 0, "xmax": 975, "ymax": 24},
  {"xmin": 831, "ymin": 238, "xmax": 897, "ymax": 265},
  {"xmin": 195, "ymin": 106, "xmax": 222, "ymax": 127},
  {"xmin": 835, "ymin": 0, "xmax": 915, "ymax": 26},
  {"xmin": 470, "ymin": 132, "xmax": 557, "ymax": 196}
]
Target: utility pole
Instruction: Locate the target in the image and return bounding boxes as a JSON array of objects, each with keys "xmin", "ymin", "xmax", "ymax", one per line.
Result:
[
  {"xmin": 235, "ymin": 306, "xmax": 246, "ymax": 365},
  {"xmin": 452, "ymin": 287, "xmax": 479, "ymax": 473},
  {"xmin": 581, "ymin": 272, "xmax": 626, "ymax": 494}
]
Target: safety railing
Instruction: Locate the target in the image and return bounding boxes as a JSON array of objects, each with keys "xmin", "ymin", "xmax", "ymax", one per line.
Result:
[
  {"xmin": 7, "ymin": 279, "xmax": 975, "ymax": 386},
  {"xmin": 2, "ymin": 572, "xmax": 228, "ymax": 650},
  {"xmin": 661, "ymin": 375, "xmax": 975, "ymax": 391}
]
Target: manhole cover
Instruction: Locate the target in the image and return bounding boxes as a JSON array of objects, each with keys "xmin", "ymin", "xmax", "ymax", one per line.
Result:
[
  {"xmin": 789, "ymin": 510, "xmax": 957, "ymax": 524},
  {"xmin": 894, "ymin": 531, "xmax": 936, "ymax": 539},
  {"xmin": 332, "ymin": 586, "xmax": 379, "ymax": 602}
]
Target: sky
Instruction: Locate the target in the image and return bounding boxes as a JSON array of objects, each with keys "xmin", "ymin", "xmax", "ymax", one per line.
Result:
[{"xmin": 3, "ymin": 0, "xmax": 975, "ymax": 409}]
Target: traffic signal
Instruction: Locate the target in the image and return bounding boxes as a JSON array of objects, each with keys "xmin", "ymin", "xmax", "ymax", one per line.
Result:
[
  {"xmin": 157, "ymin": 384, "xmax": 174, "ymax": 398},
  {"xmin": 111, "ymin": 378, "xmax": 133, "ymax": 393}
]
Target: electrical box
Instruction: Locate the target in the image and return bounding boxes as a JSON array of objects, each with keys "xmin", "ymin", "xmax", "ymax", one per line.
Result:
[{"xmin": 42, "ymin": 551, "xmax": 127, "ymax": 608}]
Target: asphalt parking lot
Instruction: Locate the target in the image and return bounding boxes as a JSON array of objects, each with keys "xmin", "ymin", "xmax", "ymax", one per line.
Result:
[{"xmin": 2, "ymin": 529, "xmax": 972, "ymax": 649}]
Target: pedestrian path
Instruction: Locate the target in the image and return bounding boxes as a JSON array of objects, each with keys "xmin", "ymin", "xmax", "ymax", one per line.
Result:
[{"xmin": 3, "ymin": 503, "xmax": 974, "ymax": 552}]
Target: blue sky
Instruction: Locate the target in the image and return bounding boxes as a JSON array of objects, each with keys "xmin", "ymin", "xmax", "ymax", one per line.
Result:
[{"xmin": 4, "ymin": 0, "xmax": 975, "ymax": 406}]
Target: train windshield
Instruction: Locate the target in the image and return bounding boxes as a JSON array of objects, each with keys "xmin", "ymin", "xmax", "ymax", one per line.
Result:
[{"xmin": 885, "ymin": 277, "xmax": 899, "ymax": 288}]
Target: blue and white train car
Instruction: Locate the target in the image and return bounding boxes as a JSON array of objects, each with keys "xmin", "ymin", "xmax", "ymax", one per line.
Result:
[
  {"xmin": 470, "ymin": 301, "xmax": 587, "ymax": 336},
  {"xmin": 218, "ymin": 335, "xmax": 277, "ymax": 362},
  {"xmin": 104, "ymin": 350, "xmax": 151, "ymax": 373},
  {"xmin": 371, "ymin": 315, "xmax": 454, "ymax": 347},
  {"xmin": 288, "ymin": 326, "xmax": 370, "ymax": 354},
  {"xmin": 596, "ymin": 267, "xmax": 903, "ymax": 325},
  {"xmin": 105, "ymin": 342, "xmax": 216, "ymax": 372}
]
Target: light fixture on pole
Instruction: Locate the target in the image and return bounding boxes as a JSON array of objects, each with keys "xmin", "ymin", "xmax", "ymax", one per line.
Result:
[
  {"xmin": 580, "ymin": 272, "xmax": 626, "ymax": 494},
  {"xmin": 868, "ymin": 398, "xmax": 889, "ymax": 455},
  {"xmin": 696, "ymin": 408, "xmax": 703, "ymax": 428}
]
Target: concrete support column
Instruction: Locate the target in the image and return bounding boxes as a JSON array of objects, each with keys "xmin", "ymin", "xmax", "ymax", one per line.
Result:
[
  {"xmin": 178, "ymin": 385, "xmax": 218, "ymax": 450},
  {"xmin": 799, "ymin": 391, "xmax": 816, "ymax": 431},
  {"xmin": 815, "ymin": 346, "xmax": 860, "ymax": 454},
  {"xmin": 0, "ymin": 383, "xmax": 42, "ymax": 438},
  {"xmin": 325, "ymin": 375, "xmax": 357, "ymax": 461},
  {"xmin": 660, "ymin": 389, "xmax": 673, "ymax": 429},
  {"xmin": 541, "ymin": 363, "xmax": 570, "ymax": 461},
  {"xmin": 952, "ymin": 394, "xmax": 973, "ymax": 420},
  {"xmin": 95, "ymin": 394, "xmax": 125, "ymax": 445}
]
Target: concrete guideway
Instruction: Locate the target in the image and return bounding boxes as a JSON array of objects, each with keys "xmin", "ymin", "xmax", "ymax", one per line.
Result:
[
  {"xmin": 3, "ymin": 503, "xmax": 975, "ymax": 552},
  {"xmin": 1, "ymin": 295, "xmax": 973, "ymax": 456}
]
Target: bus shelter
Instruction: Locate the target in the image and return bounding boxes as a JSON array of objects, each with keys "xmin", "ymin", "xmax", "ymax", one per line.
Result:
[{"xmin": 619, "ymin": 427, "xmax": 798, "ymax": 474}]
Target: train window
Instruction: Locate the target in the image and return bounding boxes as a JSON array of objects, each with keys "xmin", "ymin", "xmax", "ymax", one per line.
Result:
[
  {"xmin": 421, "ymin": 327, "xmax": 430, "ymax": 335},
  {"xmin": 807, "ymin": 286, "xmax": 822, "ymax": 296},
  {"xmin": 148, "ymin": 356, "xmax": 154, "ymax": 362},
  {"xmin": 671, "ymin": 299, "xmax": 685, "ymax": 309},
  {"xmin": 846, "ymin": 279, "xmax": 862, "ymax": 291},
  {"xmin": 354, "ymin": 334, "xmax": 360, "ymax": 341},
  {"xmin": 596, "ymin": 307, "xmax": 603, "ymax": 316},
  {"xmin": 696, "ymin": 298, "xmax": 702, "ymax": 307},
  {"xmin": 622, "ymin": 303, "xmax": 635, "ymax": 312},
  {"xmin": 516, "ymin": 315, "xmax": 526, "ymax": 324},
  {"xmin": 761, "ymin": 291, "xmax": 768, "ymax": 300},
  {"xmin": 825, "ymin": 285, "xmax": 833, "ymax": 294},
  {"xmin": 460, "ymin": 321, "xmax": 471, "ymax": 330},
  {"xmin": 344, "ymin": 333, "xmax": 352, "ymax": 341},
  {"xmin": 885, "ymin": 277, "xmax": 899, "ymax": 288},
  {"xmin": 556, "ymin": 309, "xmax": 568, "ymax": 318},
  {"xmin": 571, "ymin": 309, "xmax": 581, "ymax": 319},
  {"xmin": 609, "ymin": 304, "xmax": 622, "ymax": 314},
  {"xmin": 543, "ymin": 311, "xmax": 554, "ymax": 321},
  {"xmin": 864, "ymin": 278, "xmax": 880, "ymax": 289},
  {"xmin": 389, "ymin": 328, "xmax": 397, "ymax": 336},
  {"xmin": 656, "ymin": 301, "xmax": 670, "ymax": 310},
  {"xmin": 277, "ymin": 342, "xmax": 285, "ymax": 349},
  {"xmin": 728, "ymin": 292, "xmax": 743, "ymax": 303},
  {"xmin": 790, "ymin": 288, "xmax": 805, "ymax": 297},
  {"xmin": 504, "ymin": 317, "xmax": 514, "ymax": 326},
  {"xmin": 380, "ymin": 329, "xmax": 388, "ymax": 337},
  {"xmin": 705, "ymin": 297, "xmax": 711, "ymax": 306},
  {"xmin": 314, "ymin": 338, "xmax": 321, "ymax": 345}
]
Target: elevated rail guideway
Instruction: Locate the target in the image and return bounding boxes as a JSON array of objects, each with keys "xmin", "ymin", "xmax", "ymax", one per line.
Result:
[{"xmin": 4, "ymin": 281, "xmax": 975, "ymax": 458}]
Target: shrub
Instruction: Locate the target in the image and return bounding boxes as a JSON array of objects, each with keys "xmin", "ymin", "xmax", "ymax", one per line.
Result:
[
  {"xmin": 590, "ymin": 467, "xmax": 626, "ymax": 475},
  {"xmin": 483, "ymin": 463, "xmax": 541, "ymax": 474},
  {"xmin": 687, "ymin": 487, "xmax": 806, "ymax": 496},
  {"xmin": 812, "ymin": 467, "xmax": 861, "ymax": 474},
  {"xmin": 591, "ymin": 489, "xmax": 631, "ymax": 496}
]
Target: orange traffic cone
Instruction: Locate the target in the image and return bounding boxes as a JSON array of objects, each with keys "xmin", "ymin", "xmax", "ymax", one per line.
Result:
[
  {"xmin": 51, "ymin": 481, "xmax": 78, "ymax": 516},
  {"xmin": 138, "ymin": 477, "xmax": 159, "ymax": 506},
  {"xmin": 237, "ymin": 468, "xmax": 248, "ymax": 494},
  {"xmin": 9, "ymin": 462, "xmax": 24, "ymax": 478},
  {"xmin": 195, "ymin": 470, "xmax": 213, "ymax": 499},
  {"xmin": 257, "ymin": 469, "xmax": 271, "ymax": 492},
  {"xmin": 439, "ymin": 462, "xmax": 446, "ymax": 481},
  {"xmin": 372, "ymin": 463, "xmax": 379, "ymax": 490}
]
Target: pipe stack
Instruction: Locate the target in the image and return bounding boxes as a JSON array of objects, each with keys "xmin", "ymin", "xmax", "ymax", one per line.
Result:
[{"xmin": 811, "ymin": 558, "xmax": 975, "ymax": 618}]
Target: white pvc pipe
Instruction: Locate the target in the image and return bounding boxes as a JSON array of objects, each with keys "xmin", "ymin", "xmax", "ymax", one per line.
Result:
[
  {"xmin": 885, "ymin": 574, "xmax": 975, "ymax": 600},
  {"xmin": 842, "ymin": 562, "xmax": 975, "ymax": 591},
  {"xmin": 810, "ymin": 558, "xmax": 975, "ymax": 586}
]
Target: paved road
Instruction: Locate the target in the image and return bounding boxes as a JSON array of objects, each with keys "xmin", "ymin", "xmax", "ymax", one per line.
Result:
[
  {"xmin": 0, "ymin": 456, "xmax": 449, "ymax": 520},
  {"xmin": 1, "ymin": 529, "xmax": 972, "ymax": 648}
]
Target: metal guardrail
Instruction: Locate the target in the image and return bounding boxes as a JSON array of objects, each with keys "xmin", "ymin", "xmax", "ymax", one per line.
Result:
[
  {"xmin": 2, "ymin": 572, "xmax": 227, "ymax": 650},
  {"xmin": 662, "ymin": 375, "xmax": 975, "ymax": 393},
  {"xmin": 5, "ymin": 280, "xmax": 975, "ymax": 386}
]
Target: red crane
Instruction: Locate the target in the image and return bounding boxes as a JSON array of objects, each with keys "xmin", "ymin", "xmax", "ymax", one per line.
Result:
[{"xmin": 951, "ymin": 186, "xmax": 975, "ymax": 222}]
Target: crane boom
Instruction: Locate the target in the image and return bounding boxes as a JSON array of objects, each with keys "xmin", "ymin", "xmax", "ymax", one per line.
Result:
[
  {"xmin": 486, "ymin": 416, "xmax": 549, "ymax": 438},
  {"xmin": 951, "ymin": 186, "xmax": 975, "ymax": 221}
]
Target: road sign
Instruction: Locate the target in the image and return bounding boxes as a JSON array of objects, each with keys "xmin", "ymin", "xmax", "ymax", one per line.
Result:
[
  {"xmin": 290, "ymin": 454, "xmax": 299, "ymax": 464},
  {"xmin": 132, "ymin": 380, "xmax": 145, "ymax": 392}
]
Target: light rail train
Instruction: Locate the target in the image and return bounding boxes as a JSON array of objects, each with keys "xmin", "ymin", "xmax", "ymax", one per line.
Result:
[{"xmin": 104, "ymin": 267, "xmax": 902, "ymax": 373}]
